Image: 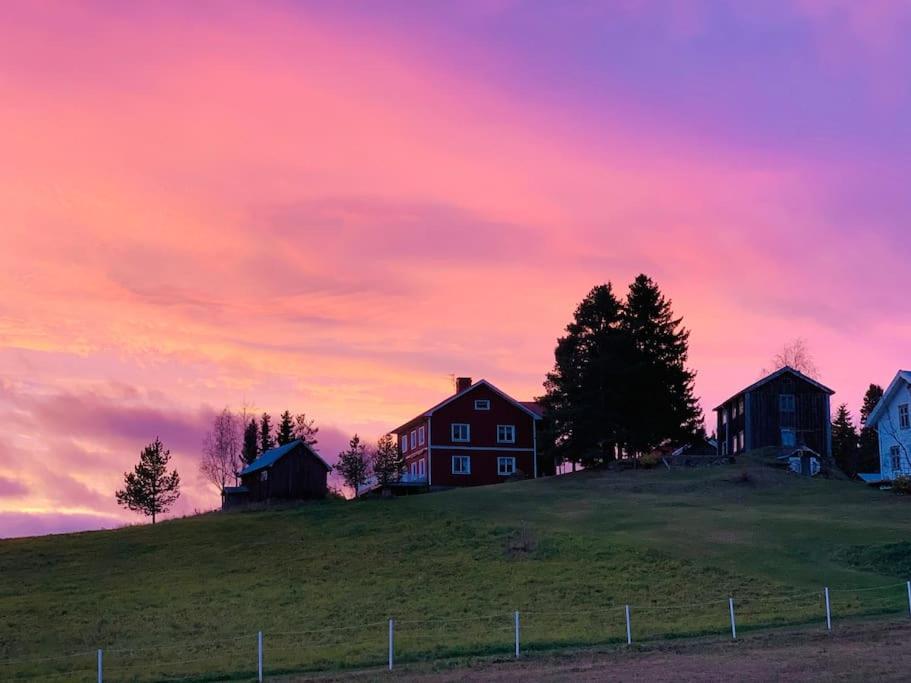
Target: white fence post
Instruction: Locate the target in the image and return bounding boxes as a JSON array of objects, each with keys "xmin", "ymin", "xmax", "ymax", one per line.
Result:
[
  {"xmin": 258, "ymin": 631, "xmax": 263, "ymax": 682},
  {"xmin": 906, "ymin": 581, "xmax": 910, "ymax": 617},
  {"xmin": 514, "ymin": 610, "xmax": 520, "ymax": 658},
  {"xmin": 388, "ymin": 618, "xmax": 394, "ymax": 671},
  {"xmin": 728, "ymin": 597, "xmax": 736, "ymax": 640},
  {"xmin": 97, "ymin": 648, "xmax": 103, "ymax": 683},
  {"xmin": 625, "ymin": 605, "xmax": 631, "ymax": 645},
  {"xmin": 824, "ymin": 587, "xmax": 831, "ymax": 631}
]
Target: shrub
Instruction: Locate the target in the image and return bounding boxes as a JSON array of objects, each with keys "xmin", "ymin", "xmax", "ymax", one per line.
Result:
[
  {"xmin": 893, "ymin": 475, "xmax": 911, "ymax": 495},
  {"xmin": 639, "ymin": 452, "xmax": 662, "ymax": 469}
]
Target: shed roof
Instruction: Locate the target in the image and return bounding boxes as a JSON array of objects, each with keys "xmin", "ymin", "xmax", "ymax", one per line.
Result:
[
  {"xmin": 239, "ymin": 440, "xmax": 332, "ymax": 476},
  {"xmin": 865, "ymin": 370, "xmax": 911, "ymax": 427},
  {"xmin": 713, "ymin": 366, "xmax": 834, "ymax": 411}
]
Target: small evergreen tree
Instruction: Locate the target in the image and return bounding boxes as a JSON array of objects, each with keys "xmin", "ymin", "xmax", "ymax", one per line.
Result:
[
  {"xmin": 372, "ymin": 433, "xmax": 405, "ymax": 486},
  {"xmin": 259, "ymin": 413, "xmax": 275, "ymax": 453},
  {"xmin": 293, "ymin": 413, "xmax": 320, "ymax": 446},
  {"xmin": 115, "ymin": 438, "xmax": 181, "ymax": 524},
  {"xmin": 336, "ymin": 434, "xmax": 370, "ymax": 498},
  {"xmin": 277, "ymin": 410, "xmax": 294, "ymax": 446},
  {"xmin": 831, "ymin": 403, "xmax": 859, "ymax": 475},
  {"xmin": 858, "ymin": 383, "xmax": 884, "ymax": 473},
  {"xmin": 241, "ymin": 418, "xmax": 259, "ymax": 465}
]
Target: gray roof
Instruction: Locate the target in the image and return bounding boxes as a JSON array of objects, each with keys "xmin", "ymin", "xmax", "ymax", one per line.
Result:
[
  {"xmin": 239, "ymin": 440, "xmax": 331, "ymax": 477},
  {"xmin": 714, "ymin": 366, "xmax": 834, "ymax": 411}
]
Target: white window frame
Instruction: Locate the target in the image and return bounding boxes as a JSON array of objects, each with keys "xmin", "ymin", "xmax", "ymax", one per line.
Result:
[
  {"xmin": 474, "ymin": 399, "xmax": 491, "ymax": 411},
  {"xmin": 722, "ymin": 408, "xmax": 728, "ymax": 425},
  {"xmin": 451, "ymin": 423, "xmax": 470, "ymax": 442},
  {"xmin": 497, "ymin": 424, "xmax": 516, "ymax": 444},
  {"xmin": 401, "ymin": 434, "xmax": 408, "ymax": 453},
  {"xmin": 410, "ymin": 430, "xmax": 416, "ymax": 449},
  {"xmin": 418, "ymin": 458, "xmax": 426, "ymax": 478},
  {"xmin": 738, "ymin": 430, "xmax": 744, "ymax": 452},
  {"xmin": 891, "ymin": 445, "xmax": 902, "ymax": 472},
  {"xmin": 497, "ymin": 456, "xmax": 516, "ymax": 476},
  {"xmin": 260, "ymin": 470, "xmax": 268, "ymax": 482},
  {"xmin": 780, "ymin": 394, "xmax": 796, "ymax": 412},
  {"xmin": 418, "ymin": 425, "xmax": 426, "ymax": 445},
  {"xmin": 900, "ymin": 404, "xmax": 910, "ymax": 430},
  {"xmin": 452, "ymin": 455, "xmax": 471, "ymax": 475}
]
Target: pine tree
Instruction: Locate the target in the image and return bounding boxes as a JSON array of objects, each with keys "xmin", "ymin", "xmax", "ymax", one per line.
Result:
[
  {"xmin": 115, "ymin": 438, "xmax": 181, "ymax": 524},
  {"xmin": 336, "ymin": 434, "xmax": 370, "ymax": 498},
  {"xmin": 277, "ymin": 410, "xmax": 294, "ymax": 446},
  {"xmin": 241, "ymin": 418, "xmax": 259, "ymax": 465},
  {"xmin": 372, "ymin": 433, "xmax": 405, "ymax": 486},
  {"xmin": 293, "ymin": 413, "xmax": 320, "ymax": 446},
  {"xmin": 620, "ymin": 274, "xmax": 703, "ymax": 454},
  {"xmin": 259, "ymin": 413, "xmax": 275, "ymax": 453},
  {"xmin": 540, "ymin": 283, "xmax": 631, "ymax": 467},
  {"xmin": 858, "ymin": 383, "xmax": 885, "ymax": 473},
  {"xmin": 831, "ymin": 403, "xmax": 859, "ymax": 475}
]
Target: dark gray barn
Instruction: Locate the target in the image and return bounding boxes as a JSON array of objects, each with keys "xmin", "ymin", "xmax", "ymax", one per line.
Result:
[
  {"xmin": 714, "ymin": 366, "xmax": 834, "ymax": 458},
  {"xmin": 222, "ymin": 440, "xmax": 331, "ymax": 509}
]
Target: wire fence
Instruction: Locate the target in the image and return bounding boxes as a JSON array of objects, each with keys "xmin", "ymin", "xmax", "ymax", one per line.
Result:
[{"xmin": 4, "ymin": 581, "xmax": 911, "ymax": 682}]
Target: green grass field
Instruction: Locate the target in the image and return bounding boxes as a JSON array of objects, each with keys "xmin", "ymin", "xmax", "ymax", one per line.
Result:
[{"xmin": 3, "ymin": 452, "xmax": 911, "ymax": 681}]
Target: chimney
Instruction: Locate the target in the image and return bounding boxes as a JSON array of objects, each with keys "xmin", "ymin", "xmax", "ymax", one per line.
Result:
[{"xmin": 455, "ymin": 377, "xmax": 472, "ymax": 394}]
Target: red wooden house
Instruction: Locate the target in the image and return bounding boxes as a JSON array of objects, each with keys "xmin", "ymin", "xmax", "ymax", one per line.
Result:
[{"xmin": 391, "ymin": 377, "xmax": 543, "ymax": 489}]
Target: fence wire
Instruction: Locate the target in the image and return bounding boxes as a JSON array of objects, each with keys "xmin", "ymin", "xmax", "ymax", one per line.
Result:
[{"xmin": 3, "ymin": 582, "xmax": 911, "ymax": 681}]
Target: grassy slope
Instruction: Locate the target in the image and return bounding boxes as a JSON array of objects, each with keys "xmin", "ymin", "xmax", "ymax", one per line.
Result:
[{"xmin": 3, "ymin": 453, "xmax": 911, "ymax": 680}]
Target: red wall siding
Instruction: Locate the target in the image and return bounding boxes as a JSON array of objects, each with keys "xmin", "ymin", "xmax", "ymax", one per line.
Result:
[{"xmin": 429, "ymin": 385, "xmax": 536, "ymax": 486}]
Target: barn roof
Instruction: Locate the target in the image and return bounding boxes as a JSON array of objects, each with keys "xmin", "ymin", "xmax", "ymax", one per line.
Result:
[
  {"xmin": 713, "ymin": 366, "xmax": 834, "ymax": 411},
  {"xmin": 392, "ymin": 379, "xmax": 543, "ymax": 433},
  {"xmin": 239, "ymin": 439, "xmax": 331, "ymax": 476},
  {"xmin": 865, "ymin": 370, "xmax": 911, "ymax": 427}
]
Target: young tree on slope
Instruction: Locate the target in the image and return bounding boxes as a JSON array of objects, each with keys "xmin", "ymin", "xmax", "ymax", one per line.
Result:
[
  {"xmin": 620, "ymin": 274, "xmax": 703, "ymax": 454},
  {"xmin": 241, "ymin": 418, "xmax": 259, "ymax": 465},
  {"xmin": 276, "ymin": 410, "xmax": 295, "ymax": 446},
  {"xmin": 293, "ymin": 413, "xmax": 320, "ymax": 446},
  {"xmin": 115, "ymin": 438, "xmax": 181, "ymax": 524},
  {"xmin": 336, "ymin": 434, "xmax": 370, "ymax": 498},
  {"xmin": 200, "ymin": 408, "xmax": 241, "ymax": 492},
  {"xmin": 858, "ymin": 383, "xmax": 885, "ymax": 474},
  {"xmin": 831, "ymin": 403, "xmax": 859, "ymax": 475},
  {"xmin": 372, "ymin": 433, "xmax": 406, "ymax": 486}
]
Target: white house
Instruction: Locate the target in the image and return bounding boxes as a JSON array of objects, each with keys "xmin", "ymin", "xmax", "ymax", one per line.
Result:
[{"xmin": 866, "ymin": 370, "xmax": 911, "ymax": 481}]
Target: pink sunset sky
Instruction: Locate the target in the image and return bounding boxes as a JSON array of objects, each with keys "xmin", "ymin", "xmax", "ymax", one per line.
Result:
[{"xmin": 2, "ymin": 1, "xmax": 910, "ymax": 537}]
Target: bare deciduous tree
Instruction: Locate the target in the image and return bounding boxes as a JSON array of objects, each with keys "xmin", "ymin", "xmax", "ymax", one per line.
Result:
[
  {"xmin": 763, "ymin": 338, "xmax": 819, "ymax": 379},
  {"xmin": 200, "ymin": 408, "xmax": 241, "ymax": 493}
]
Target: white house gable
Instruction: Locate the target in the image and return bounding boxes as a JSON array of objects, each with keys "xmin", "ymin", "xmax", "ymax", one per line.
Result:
[{"xmin": 869, "ymin": 371, "xmax": 911, "ymax": 479}]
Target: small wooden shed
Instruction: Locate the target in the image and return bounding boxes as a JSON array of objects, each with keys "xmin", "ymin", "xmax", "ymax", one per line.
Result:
[{"xmin": 222, "ymin": 440, "xmax": 331, "ymax": 509}]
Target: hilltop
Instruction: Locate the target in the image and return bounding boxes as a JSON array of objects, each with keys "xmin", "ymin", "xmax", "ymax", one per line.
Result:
[{"xmin": 3, "ymin": 453, "xmax": 910, "ymax": 681}]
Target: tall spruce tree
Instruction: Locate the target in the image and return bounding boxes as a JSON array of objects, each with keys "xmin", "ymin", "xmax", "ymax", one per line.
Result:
[
  {"xmin": 540, "ymin": 283, "xmax": 632, "ymax": 467},
  {"xmin": 259, "ymin": 413, "xmax": 275, "ymax": 453},
  {"xmin": 276, "ymin": 410, "xmax": 294, "ymax": 446},
  {"xmin": 241, "ymin": 418, "xmax": 259, "ymax": 465},
  {"xmin": 858, "ymin": 383, "xmax": 885, "ymax": 473},
  {"xmin": 831, "ymin": 403, "xmax": 859, "ymax": 475},
  {"xmin": 115, "ymin": 438, "xmax": 181, "ymax": 524},
  {"xmin": 619, "ymin": 274, "xmax": 702, "ymax": 454}
]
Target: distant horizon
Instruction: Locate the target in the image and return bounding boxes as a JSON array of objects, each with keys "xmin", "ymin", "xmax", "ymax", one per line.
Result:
[{"xmin": 3, "ymin": 1, "xmax": 910, "ymax": 537}]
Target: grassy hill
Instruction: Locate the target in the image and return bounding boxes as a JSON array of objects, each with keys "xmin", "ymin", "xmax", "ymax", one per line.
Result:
[{"xmin": 3, "ymin": 452, "xmax": 911, "ymax": 681}]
